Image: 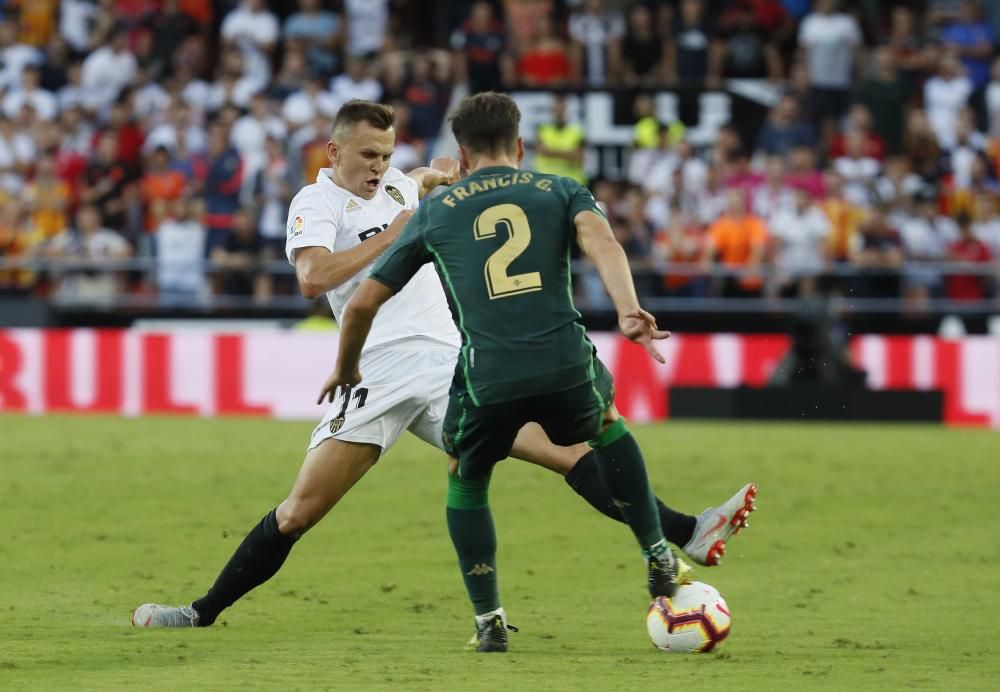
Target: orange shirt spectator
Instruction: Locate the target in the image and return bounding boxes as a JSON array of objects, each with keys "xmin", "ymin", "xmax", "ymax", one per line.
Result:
[
  {"xmin": 16, "ymin": 0, "xmax": 58, "ymax": 46},
  {"xmin": 705, "ymin": 189, "xmax": 769, "ymax": 293},
  {"xmin": 141, "ymin": 147, "xmax": 186, "ymax": 231},
  {"xmin": 24, "ymin": 158, "xmax": 69, "ymax": 239},
  {"xmin": 655, "ymin": 208, "xmax": 706, "ymax": 292}
]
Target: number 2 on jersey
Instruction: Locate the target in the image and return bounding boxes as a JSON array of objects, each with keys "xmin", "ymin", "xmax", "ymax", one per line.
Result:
[{"xmin": 474, "ymin": 203, "xmax": 543, "ymax": 300}]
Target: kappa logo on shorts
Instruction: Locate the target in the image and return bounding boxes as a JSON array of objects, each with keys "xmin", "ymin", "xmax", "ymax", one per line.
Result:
[
  {"xmin": 329, "ymin": 417, "xmax": 345, "ymax": 434},
  {"xmin": 384, "ymin": 185, "xmax": 405, "ymax": 206},
  {"xmin": 289, "ymin": 214, "xmax": 304, "ymax": 238},
  {"xmin": 466, "ymin": 563, "xmax": 495, "ymax": 576}
]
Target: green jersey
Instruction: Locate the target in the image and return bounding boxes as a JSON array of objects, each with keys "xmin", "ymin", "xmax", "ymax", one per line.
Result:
[{"xmin": 370, "ymin": 166, "xmax": 604, "ymax": 406}]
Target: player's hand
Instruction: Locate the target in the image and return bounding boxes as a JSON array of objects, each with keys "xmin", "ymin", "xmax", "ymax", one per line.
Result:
[
  {"xmin": 619, "ymin": 309, "xmax": 671, "ymax": 363},
  {"xmin": 429, "ymin": 157, "xmax": 462, "ymax": 186},
  {"xmin": 317, "ymin": 368, "xmax": 362, "ymax": 405}
]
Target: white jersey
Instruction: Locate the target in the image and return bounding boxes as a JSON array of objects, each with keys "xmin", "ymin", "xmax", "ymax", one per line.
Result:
[{"xmin": 285, "ymin": 166, "xmax": 459, "ymax": 351}]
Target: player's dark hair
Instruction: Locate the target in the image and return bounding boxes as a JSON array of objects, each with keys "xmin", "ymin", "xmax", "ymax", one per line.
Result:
[
  {"xmin": 449, "ymin": 92, "xmax": 521, "ymax": 156},
  {"xmin": 332, "ymin": 100, "xmax": 395, "ymax": 140}
]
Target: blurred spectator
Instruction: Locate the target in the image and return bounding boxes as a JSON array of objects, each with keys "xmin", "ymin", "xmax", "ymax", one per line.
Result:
[
  {"xmin": 703, "ymin": 188, "xmax": 769, "ymax": 297},
  {"xmin": 830, "ymin": 105, "xmax": 886, "ymax": 161},
  {"xmin": 769, "ymin": 187, "xmax": 831, "ymax": 296},
  {"xmin": 617, "ymin": 188, "xmax": 654, "ymax": 265},
  {"xmin": 941, "ymin": 0, "xmax": 994, "ymax": 90},
  {"xmin": 39, "ymin": 34, "xmax": 72, "ymax": 92},
  {"xmin": 202, "ymin": 121, "xmax": 243, "ymax": 255},
  {"xmin": 102, "ymin": 98, "xmax": 145, "ymax": 171},
  {"xmin": 903, "ymin": 108, "xmax": 947, "ymax": 183},
  {"xmin": 144, "ymin": 98, "xmax": 205, "ymax": 156},
  {"xmin": 850, "ymin": 208, "xmax": 904, "ymax": 298},
  {"xmin": 946, "ymin": 212, "xmax": 994, "ymax": 300},
  {"xmin": 132, "ymin": 66, "xmax": 171, "ymax": 125},
  {"xmin": 81, "ymin": 132, "xmax": 130, "ymax": 230},
  {"xmin": 140, "ymin": 146, "xmax": 186, "ymax": 232},
  {"xmin": 621, "ymin": 3, "xmax": 663, "ymax": 86},
  {"xmin": 755, "ymin": 95, "xmax": 817, "ymax": 157},
  {"xmin": 283, "ymin": 0, "xmax": 343, "ymax": 75},
  {"xmin": 887, "ymin": 6, "xmax": 933, "ymax": 93},
  {"xmin": 0, "ymin": 18, "xmax": 43, "ymax": 92},
  {"xmin": 985, "ymin": 57, "xmax": 1000, "ymax": 132},
  {"xmin": 753, "ymin": 156, "xmax": 795, "ymax": 222},
  {"xmin": 853, "ymin": 47, "xmax": 910, "ymax": 156},
  {"xmin": 785, "ymin": 145, "xmax": 825, "ymax": 199},
  {"xmin": 655, "ymin": 203, "xmax": 706, "ymax": 297},
  {"xmin": 148, "ymin": 0, "xmax": 199, "ymax": 77},
  {"xmin": 330, "ymin": 57, "xmax": 383, "ymax": 106},
  {"xmin": 44, "ymin": 204, "xmax": 131, "ymax": 303},
  {"xmin": 515, "ymin": 14, "xmax": 573, "ymax": 88},
  {"xmin": 221, "ymin": 0, "xmax": 279, "ymax": 83},
  {"xmin": 153, "ymin": 195, "xmax": 206, "ymax": 305},
  {"xmin": 20, "ymin": 0, "xmax": 59, "ymax": 47},
  {"xmin": 282, "ymin": 70, "xmax": 339, "ymax": 128},
  {"xmin": 924, "ymin": 54, "xmax": 974, "ymax": 151},
  {"xmin": 631, "ymin": 94, "xmax": 660, "ymax": 150},
  {"xmin": 451, "ymin": 1, "xmax": 510, "ymax": 94},
  {"xmin": 798, "ymin": 0, "xmax": 862, "ymax": 143},
  {"xmin": 900, "ymin": 192, "xmax": 958, "ymax": 308},
  {"xmin": 211, "ymin": 206, "xmax": 267, "ymax": 301},
  {"xmin": 343, "ymin": 0, "xmax": 390, "ymax": 59},
  {"xmin": 820, "ymin": 169, "xmax": 865, "ymax": 263},
  {"xmin": 666, "ymin": 0, "xmax": 714, "ymax": 86},
  {"xmin": 60, "ymin": 0, "xmax": 100, "ymax": 53},
  {"xmin": 387, "ymin": 100, "xmax": 426, "ymax": 172},
  {"xmin": 269, "ymin": 44, "xmax": 310, "ymax": 101},
  {"xmin": 711, "ymin": 1, "xmax": 782, "ymax": 82},
  {"xmin": 255, "ymin": 136, "xmax": 292, "ymax": 260},
  {"xmin": 402, "ymin": 56, "xmax": 451, "ymax": 154},
  {"xmin": 535, "ymin": 96, "xmax": 587, "ymax": 185},
  {"xmin": 3, "ymin": 65, "xmax": 56, "ymax": 121},
  {"xmin": 24, "ymin": 156, "xmax": 69, "ymax": 240},
  {"xmin": 568, "ymin": 0, "xmax": 625, "ymax": 87},
  {"xmin": 833, "ymin": 130, "xmax": 881, "ymax": 207},
  {"xmin": 57, "ymin": 61, "xmax": 84, "ymax": 112},
  {"xmin": 81, "ymin": 28, "xmax": 137, "ymax": 113},
  {"xmin": 0, "ymin": 198, "xmax": 42, "ymax": 289},
  {"xmin": 231, "ymin": 92, "xmax": 287, "ymax": 184}
]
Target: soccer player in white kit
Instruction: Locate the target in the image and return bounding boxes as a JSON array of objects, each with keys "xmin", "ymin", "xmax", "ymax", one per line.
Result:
[{"xmin": 131, "ymin": 101, "xmax": 755, "ymax": 629}]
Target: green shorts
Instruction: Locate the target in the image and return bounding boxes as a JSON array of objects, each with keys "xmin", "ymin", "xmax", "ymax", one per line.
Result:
[{"xmin": 442, "ymin": 356, "xmax": 615, "ymax": 480}]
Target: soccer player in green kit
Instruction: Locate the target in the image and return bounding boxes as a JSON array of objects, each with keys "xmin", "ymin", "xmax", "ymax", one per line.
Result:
[{"xmin": 320, "ymin": 93, "xmax": 726, "ymax": 652}]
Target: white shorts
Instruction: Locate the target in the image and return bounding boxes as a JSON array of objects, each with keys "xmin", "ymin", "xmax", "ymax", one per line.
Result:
[{"xmin": 308, "ymin": 343, "xmax": 457, "ymax": 455}]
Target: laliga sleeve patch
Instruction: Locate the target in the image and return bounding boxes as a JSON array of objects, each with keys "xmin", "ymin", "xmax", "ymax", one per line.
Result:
[{"xmin": 289, "ymin": 214, "xmax": 304, "ymax": 238}]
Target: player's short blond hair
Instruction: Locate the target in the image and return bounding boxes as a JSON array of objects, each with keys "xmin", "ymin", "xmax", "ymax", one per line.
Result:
[{"xmin": 332, "ymin": 100, "xmax": 395, "ymax": 141}]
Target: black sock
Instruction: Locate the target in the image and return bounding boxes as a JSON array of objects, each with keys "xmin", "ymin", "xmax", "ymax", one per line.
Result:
[
  {"xmin": 191, "ymin": 508, "xmax": 297, "ymax": 626},
  {"xmin": 565, "ymin": 450, "xmax": 696, "ymax": 547}
]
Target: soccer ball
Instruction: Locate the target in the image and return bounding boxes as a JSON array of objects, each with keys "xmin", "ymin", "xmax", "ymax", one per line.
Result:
[{"xmin": 646, "ymin": 581, "xmax": 731, "ymax": 653}]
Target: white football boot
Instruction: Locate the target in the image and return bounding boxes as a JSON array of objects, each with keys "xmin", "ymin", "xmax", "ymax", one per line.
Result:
[
  {"xmin": 130, "ymin": 604, "xmax": 200, "ymax": 627},
  {"xmin": 682, "ymin": 483, "xmax": 757, "ymax": 566}
]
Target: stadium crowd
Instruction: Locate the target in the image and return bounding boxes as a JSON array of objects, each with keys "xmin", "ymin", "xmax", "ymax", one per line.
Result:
[{"xmin": 0, "ymin": 0, "xmax": 998, "ymax": 309}]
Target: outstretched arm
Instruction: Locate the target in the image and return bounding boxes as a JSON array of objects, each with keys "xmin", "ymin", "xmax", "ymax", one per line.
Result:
[
  {"xmin": 407, "ymin": 158, "xmax": 461, "ymax": 199},
  {"xmin": 574, "ymin": 210, "xmax": 671, "ymax": 362},
  {"xmin": 317, "ymin": 278, "xmax": 395, "ymax": 403}
]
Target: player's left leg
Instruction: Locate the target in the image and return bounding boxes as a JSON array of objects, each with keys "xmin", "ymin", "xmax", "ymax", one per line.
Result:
[{"xmin": 509, "ymin": 424, "xmax": 698, "ymax": 557}]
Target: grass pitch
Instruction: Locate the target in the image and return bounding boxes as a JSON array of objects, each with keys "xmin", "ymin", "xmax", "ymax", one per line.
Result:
[{"xmin": 1, "ymin": 416, "xmax": 998, "ymax": 691}]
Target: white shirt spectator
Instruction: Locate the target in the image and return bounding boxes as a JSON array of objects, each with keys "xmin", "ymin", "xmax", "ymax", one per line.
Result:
[
  {"xmin": 204, "ymin": 77, "xmax": 265, "ymax": 111},
  {"xmin": 973, "ymin": 217, "xmax": 1000, "ymax": 257},
  {"xmin": 568, "ymin": 9, "xmax": 626, "ymax": 86},
  {"xmin": 986, "ymin": 80, "xmax": 1000, "ymax": 132},
  {"xmin": 231, "ymin": 113, "xmax": 287, "ymax": 178},
  {"xmin": 48, "ymin": 227, "xmax": 131, "ymax": 301},
  {"xmin": 770, "ymin": 205, "xmax": 831, "ymax": 275},
  {"xmin": 753, "ymin": 185, "xmax": 796, "ymax": 222},
  {"xmin": 797, "ymin": 11, "xmax": 862, "ymax": 90},
  {"xmin": 143, "ymin": 123, "xmax": 208, "ymax": 154},
  {"xmin": 58, "ymin": 84, "xmax": 85, "ymax": 112},
  {"xmin": 0, "ymin": 43, "xmax": 43, "ymax": 91},
  {"xmin": 282, "ymin": 88, "xmax": 340, "ymax": 127},
  {"xmin": 221, "ymin": 1, "xmax": 279, "ymax": 82},
  {"xmin": 3, "ymin": 87, "xmax": 58, "ymax": 121},
  {"xmin": 181, "ymin": 79, "xmax": 214, "ymax": 113},
  {"xmin": 833, "ymin": 155, "xmax": 880, "ymax": 206},
  {"xmin": 81, "ymin": 46, "xmax": 138, "ymax": 111},
  {"xmin": 0, "ymin": 127, "xmax": 33, "ymax": 191},
  {"xmin": 156, "ymin": 218, "xmax": 207, "ymax": 296},
  {"xmin": 343, "ymin": 0, "xmax": 389, "ymax": 56},
  {"xmin": 924, "ymin": 75, "xmax": 973, "ymax": 150},
  {"xmin": 329, "ymin": 73, "xmax": 383, "ymax": 106},
  {"xmin": 900, "ymin": 215, "xmax": 959, "ymax": 260},
  {"xmin": 59, "ymin": 0, "xmax": 100, "ymax": 52},
  {"xmin": 134, "ymin": 82, "xmax": 171, "ymax": 123}
]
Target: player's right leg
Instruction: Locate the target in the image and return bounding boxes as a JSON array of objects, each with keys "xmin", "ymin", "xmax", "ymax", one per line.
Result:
[{"xmin": 131, "ymin": 437, "xmax": 380, "ymax": 628}]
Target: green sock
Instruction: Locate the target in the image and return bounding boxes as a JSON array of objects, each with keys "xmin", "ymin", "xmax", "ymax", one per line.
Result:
[
  {"xmin": 446, "ymin": 473, "xmax": 500, "ymax": 615},
  {"xmin": 589, "ymin": 418, "xmax": 666, "ymax": 553}
]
